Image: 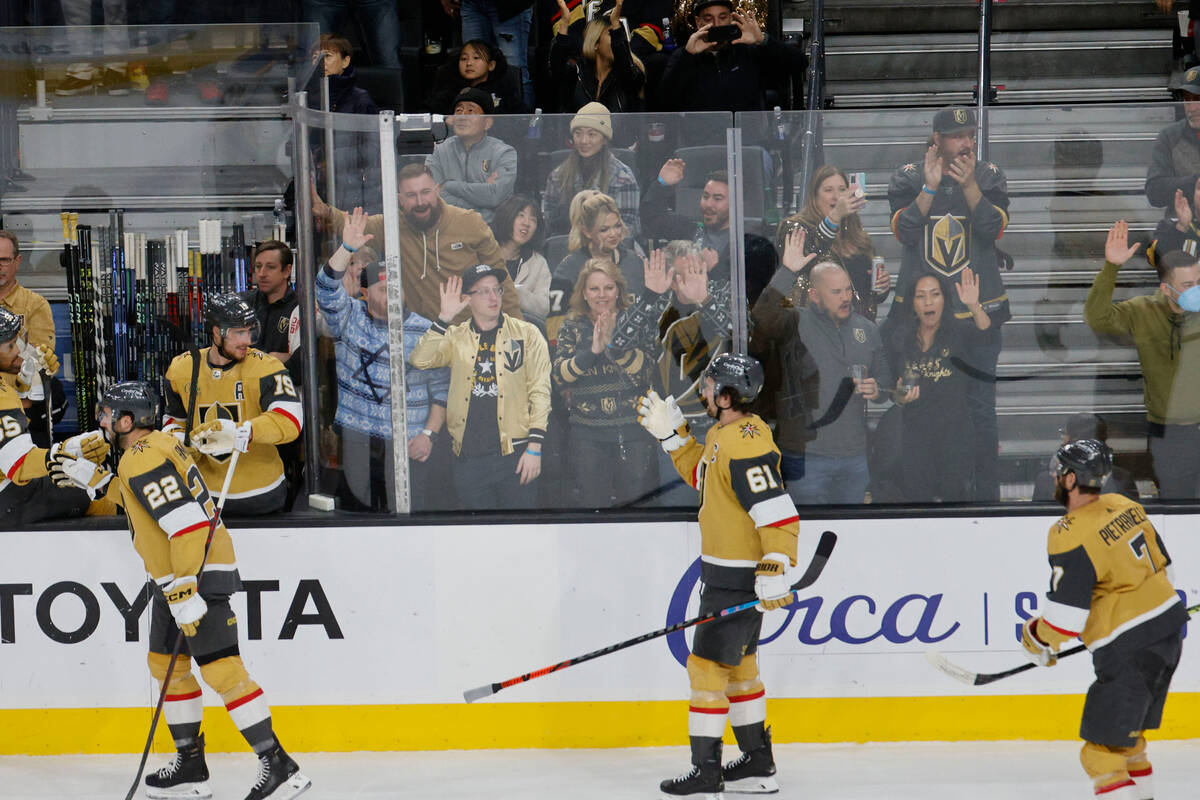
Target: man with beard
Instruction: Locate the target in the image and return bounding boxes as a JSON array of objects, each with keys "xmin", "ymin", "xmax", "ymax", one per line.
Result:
[
  {"xmin": 1085, "ymin": 220, "xmax": 1200, "ymax": 499},
  {"xmin": 753, "ymin": 260, "xmax": 890, "ymax": 506},
  {"xmin": 313, "ymin": 162, "xmax": 522, "ymax": 323},
  {"xmin": 888, "ymin": 106, "xmax": 1010, "ymax": 501},
  {"xmin": 640, "ymin": 160, "xmax": 732, "ymax": 274},
  {"xmin": 1021, "ymin": 438, "xmax": 1186, "ymax": 800},
  {"xmin": 426, "ymin": 88, "xmax": 517, "ymax": 224},
  {"xmin": 163, "ymin": 294, "xmax": 303, "ymax": 516},
  {"xmin": 637, "ymin": 353, "xmax": 803, "ymax": 798},
  {"xmin": 1146, "ymin": 67, "xmax": 1200, "ymax": 220}
]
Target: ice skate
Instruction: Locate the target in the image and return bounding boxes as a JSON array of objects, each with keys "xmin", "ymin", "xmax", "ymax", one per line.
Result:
[
  {"xmin": 660, "ymin": 759, "xmax": 724, "ymax": 799},
  {"xmin": 243, "ymin": 743, "xmax": 311, "ymax": 800},
  {"xmin": 144, "ymin": 733, "xmax": 212, "ymax": 799},
  {"xmin": 723, "ymin": 726, "xmax": 779, "ymax": 793}
]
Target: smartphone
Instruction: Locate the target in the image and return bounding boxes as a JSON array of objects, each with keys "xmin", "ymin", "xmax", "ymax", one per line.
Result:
[
  {"xmin": 851, "ymin": 171, "xmax": 867, "ymax": 198},
  {"xmin": 706, "ymin": 24, "xmax": 740, "ymax": 43}
]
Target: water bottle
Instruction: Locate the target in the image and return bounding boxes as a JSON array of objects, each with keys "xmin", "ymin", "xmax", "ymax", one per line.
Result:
[
  {"xmin": 526, "ymin": 108, "xmax": 543, "ymax": 142},
  {"xmin": 662, "ymin": 18, "xmax": 676, "ymax": 52}
]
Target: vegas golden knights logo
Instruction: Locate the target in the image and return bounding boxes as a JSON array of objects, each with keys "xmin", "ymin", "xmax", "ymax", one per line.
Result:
[
  {"xmin": 953, "ymin": 108, "xmax": 968, "ymax": 125},
  {"xmin": 924, "ymin": 213, "xmax": 970, "ymax": 277}
]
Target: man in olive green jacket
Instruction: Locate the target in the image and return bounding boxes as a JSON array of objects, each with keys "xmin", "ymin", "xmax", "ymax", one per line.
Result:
[{"xmin": 1085, "ymin": 220, "xmax": 1200, "ymax": 498}]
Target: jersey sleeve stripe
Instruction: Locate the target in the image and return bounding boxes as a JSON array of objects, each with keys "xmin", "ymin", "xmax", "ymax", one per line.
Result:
[
  {"xmin": 169, "ymin": 520, "xmax": 210, "ymax": 539},
  {"xmin": 0, "ymin": 432, "xmax": 33, "ymax": 478},
  {"xmin": 267, "ymin": 404, "xmax": 302, "ymax": 430},
  {"xmin": 1041, "ymin": 598, "xmax": 1089, "ymax": 636},
  {"xmin": 748, "ymin": 493, "xmax": 799, "ymax": 529}
]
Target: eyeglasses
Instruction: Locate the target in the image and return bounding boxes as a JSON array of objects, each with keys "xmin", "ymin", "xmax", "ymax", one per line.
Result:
[
  {"xmin": 467, "ymin": 286, "xmax": 504, "ymax": 297},
  {"xmin": 0, "ymin": 257, "xmax": 17, "ymax": 266}
]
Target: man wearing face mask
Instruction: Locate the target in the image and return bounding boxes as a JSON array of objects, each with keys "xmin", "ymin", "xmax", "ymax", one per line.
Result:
[
  {"xmin": 1021, "ymin": 438, "xmax": 1185, "ymax": 800},
  {"xmin": 1085, "ymin": 220, "xmax": 1200, "ymax": 499}
]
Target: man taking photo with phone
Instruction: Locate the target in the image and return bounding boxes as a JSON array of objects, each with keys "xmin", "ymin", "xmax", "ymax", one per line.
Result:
[{"xmin": 656, "ymin": 0, "xmax": 804, "ymax": 113}]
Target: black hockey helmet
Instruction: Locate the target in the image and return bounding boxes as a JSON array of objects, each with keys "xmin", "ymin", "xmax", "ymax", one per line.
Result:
[
  {"xmin": 205, "ymin": 293, "xmax": 260, "ymax": 341},
  {"xmin": 1053, "ymin": 438, "xmax": 1113, "ymax": 489},
  {"xmin": 97, "ymin": 381, "xmax": 159, "ymax": 430},
  {"xmin": 704, "ymin": 353, "xmax": 764, "ymax": 405},
  {"xmin": 0, "ymin": 307, "xmax": 19, "ymax": 344}
]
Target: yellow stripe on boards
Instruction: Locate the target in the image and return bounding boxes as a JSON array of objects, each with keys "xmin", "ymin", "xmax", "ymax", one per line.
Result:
[{"xmin": 3, "ymin": 694, "xmax": 1200, "ymax": 755}]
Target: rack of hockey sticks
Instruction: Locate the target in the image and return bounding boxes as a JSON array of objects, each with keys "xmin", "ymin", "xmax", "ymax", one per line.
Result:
[{"xmin": 60, "ymin": 212, "xmax": 288, "ymax": 430}]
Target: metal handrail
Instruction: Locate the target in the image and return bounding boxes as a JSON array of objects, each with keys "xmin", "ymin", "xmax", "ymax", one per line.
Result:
[{"xmin": 975, "ymin": 0, "xmax": 993, "ymax": 162}]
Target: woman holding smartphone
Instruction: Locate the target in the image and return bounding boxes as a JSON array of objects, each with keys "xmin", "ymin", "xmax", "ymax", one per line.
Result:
[{"xmin": 777, "ymin": 165, "xmax": 892, "ymax": 320}]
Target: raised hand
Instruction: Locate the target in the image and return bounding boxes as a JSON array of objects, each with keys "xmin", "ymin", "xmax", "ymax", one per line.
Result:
[
  {"xmin": 439, "ymin": 275, "xmax": 470, "ymax": 322},
  {"xmin": 781, "ymin": 226, "xmax": 817, "ymax": 274},
  {"xmin": 440, "ymin": 0, "xmax": 460, "ymax": 17},
  {"xmin": 554, "ymin": 0, "xmax": 570, "ymax": 35},
  {"xmin": 686, "ymin": 23, "xmax": 717, "ymax": 55},
  {"xmin": 731, "ymin": 11, "xmax": 764, "ymax": 45},
  {"xmin": 1175, "ymin": 188, "xmax": 1193, "ymax": 232},
  {"xmin": 673, "ymin": 255, "xmax": 710, "ymax": 305},
  {"xmin": 1104, "ymin": 220, "xmax": 1141, "ymax": 267},
  {"xmin": 644, "ymin": 248, "xmax": 673, "ymax": 294},
  {"xmin": 342, "ymin": 206, "xmax": 375, "ymax": 252},
  {"xmin": 310, "ymin": 175, "xmax": 329, "ymax": 219},
  {"xmin": 658, "ymin": 158, "xmax": 686, "ymax": 187},
  {"xmin": 609, "ymin": 0, "xmax": 624, "ymax": 27},
  {"xmin": 923, "ymin": 144, "xmax": 943, "ymax": 190},
  {"xmin": 591, "ymin": 309, "xmax": 615, "ymax": 354},
  {"xmin": 946, "ymin": 149, "xmax": 977, "ymax": 188},
  {"xmin": 955, "ymin": 266, "xmax": 981, "ymax": 308},
  {"xmin": 831, "ymin": 185, "xmax": 866, "ymax": 222}
]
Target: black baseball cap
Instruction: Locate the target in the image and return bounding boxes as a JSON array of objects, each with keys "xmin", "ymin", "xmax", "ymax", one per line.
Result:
[
  {"xmin": 461, "ymin": 263, "xmax": 506, "ymax": 292},
  {"xmin": 932, "ymin": 107, "xmax": 977, "ymax": 135},
  {"xmin": 692, "ymin": 0, "xmax": 734, "ymax": 16},
  {"xmin": 452, "ymin": 87, "xmax": 495, "ymax": 115},
  {"xmin": 360, "ymin": 261, "xmax": 387, "ymax": 288},
  {"xmin": 1179, "ymin": 66, "xmax": 1200, "ymax": 95}
]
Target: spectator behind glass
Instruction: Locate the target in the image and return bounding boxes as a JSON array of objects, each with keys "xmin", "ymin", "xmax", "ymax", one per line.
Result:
[
  {"xmin": 1032, "ymin": 413, "xmax": 1139, "ymax": 502},
  {"xmin": 450, "ymin": 0, "xmax": 536, "ymax": 110},
  {"xmin": 888, "ymin": 106, "xmax": 1010, "ymax": 502},
  {"xmin": 1085, "ymin": 222, "xmax": 1200, "ymax": 499},
  {"xmin": 1145, "ymin": 66, "xmax": 1200, "ymax": 221},
  {"xmin": 550, "ymin": 0, "xmax": 647, "ymax": 113},
  {"xmin": 410, "ymin": 264, "xmax": 551, "ymax": 510},
  {"xmin": 1148, "ymin": 175, "xmax": 1200, "ymax": 269},
  {"xmin": 883, "ymin": 270, "xmax": 990, "ymax": 503},
  {"xmin": 655, "ymin": 0, "xmax": 803, "ymax": 112},
  {"xmin": 490, "ymin": 194, "xmax": 551, "ymax": 330},
  {"xmin": 302, "ymin": 0, "xmax": 401, "ymax": 66},
  {"xmin": 778, "ymin": 165, "xmax": 891, "ymax": 321},
  {"xmin": 547, "ymin": 190, "xmax": 643, "ymax": 344},
  {"xmin": 553, "ymin": 259, "xmax": 658, "ymax": 507},
  {"xmin": 427, "ymin": 39, "xmax": 528, "ymax": 115},
  {"xmin": 542, "ymin": 102, "xmax": 641, "ymax": 238},
  {"xmin": 318, "ymin": 34, "xmax": 379, "ymax": 114},
  {"xmin": 316, "ymin": 208, "xmax": 451, "ymax": 511},
  {"xmin": 426, "ymin": 88, "xmax": 517, "ymax": 223},
  {"xmin": 642, "ymin": 159, "xmax": 732, "ymax": 275}
]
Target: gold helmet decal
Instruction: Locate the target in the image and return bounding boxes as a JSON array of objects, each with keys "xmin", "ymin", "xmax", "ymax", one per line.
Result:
[{"xmin": 924, "ymin": 214, "xmax": 970, "ymax": 276}]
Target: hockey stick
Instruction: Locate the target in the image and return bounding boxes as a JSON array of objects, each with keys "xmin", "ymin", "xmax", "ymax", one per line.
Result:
[
  {"xmin": 464, "ymin": 530, "xmax": 837, "ymax": 703},
  {"xmin": 123, "ymin": 448, "xmax": 242, "ymax": 800},
  {"xmin": 926, "ymin": 601, "xmax": 1200, "ymax": 687}
]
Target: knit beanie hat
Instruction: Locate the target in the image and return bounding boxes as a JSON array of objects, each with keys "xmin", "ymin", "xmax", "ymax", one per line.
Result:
[{"xmin": 570, "ymin": 102, "xmax": 613, "ymax": 140}]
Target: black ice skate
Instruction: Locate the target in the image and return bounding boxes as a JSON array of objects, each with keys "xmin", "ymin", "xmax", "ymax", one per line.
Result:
[
  {"xmin": 144, "ymin": 733, "xmax": 212, "ymax": 799},
  {"xmin": 723, "ymin": 727, "xmax": 779, "ymax": 794},
  {"xmin": 243, "ymin": 743, "xmax": 311, "ymax": 800},
  {"xmin": 660, "ymin": 759, "xmax": 724, "ymax": 799}
]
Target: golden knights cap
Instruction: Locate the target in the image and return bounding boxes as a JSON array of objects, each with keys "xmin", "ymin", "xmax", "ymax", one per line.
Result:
[
  {"xmin": 1178, "ymin": 66, "xmax": 1200, "ymax": 95},
  {"xmin": 932, "ymin": 107, "xmax": 977, "ymax": 135}
]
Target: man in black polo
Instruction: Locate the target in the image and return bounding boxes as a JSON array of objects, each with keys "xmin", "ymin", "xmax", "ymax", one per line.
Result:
[{"xmin": 241, "ymin": 240, "xmax": 299, "ymax": 368}]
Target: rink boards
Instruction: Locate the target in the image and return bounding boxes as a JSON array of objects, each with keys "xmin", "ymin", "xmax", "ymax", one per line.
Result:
[{"xmin": 1, "ymin": 514, "xmax": 1198, "ymax": 754}]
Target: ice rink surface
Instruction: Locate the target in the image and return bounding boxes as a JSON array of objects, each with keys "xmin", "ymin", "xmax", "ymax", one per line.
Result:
[{"xmin": 3, "ymin": 739, "xmax": 1198, "ymax": 799}]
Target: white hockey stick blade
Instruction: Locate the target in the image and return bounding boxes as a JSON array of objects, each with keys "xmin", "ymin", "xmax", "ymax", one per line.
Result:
[
  {"xmin": 463, "ymin": 684, "xmax": 496, "ymax": 704},
  {"xmin": 924, "ymin": 650, "xmax": 978, "ymax": 685}
]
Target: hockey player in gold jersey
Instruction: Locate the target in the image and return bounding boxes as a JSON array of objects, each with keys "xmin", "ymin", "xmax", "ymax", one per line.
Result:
[
  {"xmin": 639, "ymin": 353, "xmax": 805, "ymax": 799},
  {"xmin": 1022, "ymin": 438, "xmax": 1186, "ymax": 800},
  {"xmin": 163, "ymin": 293, "xmax": 302, "ymax": 515},
  {"xmin": 50, "ymin": 381, "xmax": 310, "ymax": 800}
]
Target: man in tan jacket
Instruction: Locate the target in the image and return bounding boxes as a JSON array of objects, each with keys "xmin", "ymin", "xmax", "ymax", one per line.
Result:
[
  {"xmin": 313, "ymin": 163, "xmax": 523, "ymax": 324},
  {"xmin": 410, "ymin": 264, "xmax": 549, "ymax": 510}
]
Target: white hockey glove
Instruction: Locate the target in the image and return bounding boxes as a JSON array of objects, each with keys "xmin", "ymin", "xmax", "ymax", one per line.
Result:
[
  {"xmin": 163, "ymin": 576, "xmax": 207, "ymax": 637},
  {"xmin": 754, "ymin": 552, "xmax": 794, "ymax": 611},
  {"xmin": 49, "ymin": 453, "xmax": 113, "ymax": 499},
  {"xmin": 637, "ymin": 391, "xmax": 690, "ymax": 452},
  {"xmin": 192, "ymin": 418, "xmax": 252, "ymax": 456},
  {"xmin": 49, "ymin": 429, "xmax": 110, "ymax": 465},
  {"xmin": 14, "ymin": 342, "xmax": 55, "ymax": 399},
  {"xmin": 1020, "ymin": 617, "xmax": 1057, "ymax": 667}
]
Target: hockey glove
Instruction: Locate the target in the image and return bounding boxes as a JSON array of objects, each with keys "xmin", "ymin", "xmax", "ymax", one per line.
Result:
[
  {"xmin": 163, "ymin": 576, "xmax": 207, "ymax": 637},
  {"xmin": 51, "ymin": 429, "xmax": 110, "ymax": 464},
  {"xmin": 637, "ymin": 391, "xmax": 690, "ymax": 451},
  {"xmin": 49, "ymin": 453, "xmax": 113, "ymax": 499},
  {"xmin": 754, "ymin": 552, "xmax": 794, "ymax": 611},
  {"xmin": 1021, "ymin": 617, "xmax": 1057, "ymax": 667},
  {"xmin": 193, "ymin": 418, "xmax": 252, "ymax": 456}
]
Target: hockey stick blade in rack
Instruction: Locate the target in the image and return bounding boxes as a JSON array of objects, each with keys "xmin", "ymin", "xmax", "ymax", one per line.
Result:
[
  {"xmin": 926, "ymin": 601, "xmax": 1200, "ymax": 687},
  {"xmin": 463, "ymin": 530, "xmax": 837, "ymax": 703}
]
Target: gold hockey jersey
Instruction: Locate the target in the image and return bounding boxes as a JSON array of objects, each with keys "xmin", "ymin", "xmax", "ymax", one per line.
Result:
[
  {"xmin": 669, "ymin": 413, "xmax": 801, "ymax": 591},
  {"xmin": 106, "ymin": 430, "xmax": 238, "ymax": 594},
  {"xmin": 1039, "ymin": 493, "xmax": 1186, "ymax": 654},
  {"xmin": 0, "ymin": 378, "xmax": 52, "ymax": 490},
  {"xmin": 163, "ymin": 348, "xmax": 302, "ymax": 504}
]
